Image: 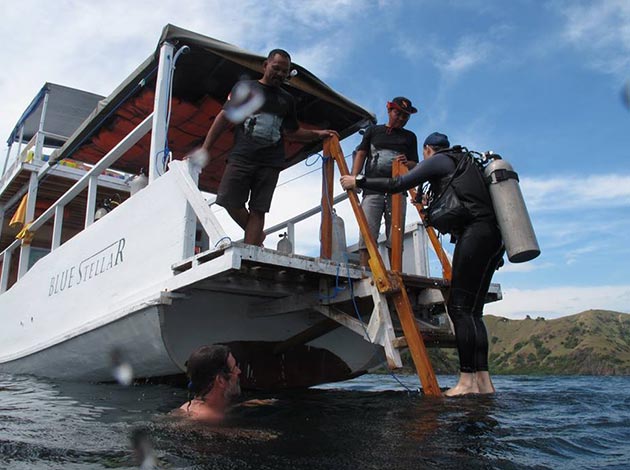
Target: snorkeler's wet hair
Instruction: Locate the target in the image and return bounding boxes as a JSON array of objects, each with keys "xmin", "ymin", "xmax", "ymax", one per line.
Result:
[{"xmin": 185, "ymin": 344, "xmax": 232, "ymax": 399}]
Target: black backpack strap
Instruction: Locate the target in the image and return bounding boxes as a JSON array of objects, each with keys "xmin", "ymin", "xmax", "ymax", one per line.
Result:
[{"xmin": 432, "ymin": 149, "xmax": 470, "ymax": 201}]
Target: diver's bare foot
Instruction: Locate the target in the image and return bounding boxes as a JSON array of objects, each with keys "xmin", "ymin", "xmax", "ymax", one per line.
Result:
[
  {"xmin": 474, "ymin": 371, "xmax": 496, "ymax": 394},
  {"xmin": 443, "ymin": 373, "xmax": 478, "ymax": 397},
  {"xmin": 444, "ymin": 384, "xmax": 478, "ymax": 397}
]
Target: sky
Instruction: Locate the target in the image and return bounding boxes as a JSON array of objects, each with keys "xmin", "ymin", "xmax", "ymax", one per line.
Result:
[{"xmin": 1, "ymin": 0, "xmax": 629, "ymax": 319}]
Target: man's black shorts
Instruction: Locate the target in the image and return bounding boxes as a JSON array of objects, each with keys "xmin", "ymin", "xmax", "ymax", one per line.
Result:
[{"xmin": 216, "ymin": 160, "xmax": 280, "ymax": 213}]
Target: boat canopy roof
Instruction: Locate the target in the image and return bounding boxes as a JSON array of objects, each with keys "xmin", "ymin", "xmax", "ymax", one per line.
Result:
[
  {"xmin": 6, "ymin": 83, "xmax": 104, "ymax": 148},
  {"xmin": 50, "ymin": 24, "xmax": 376, "ymax": 193}
]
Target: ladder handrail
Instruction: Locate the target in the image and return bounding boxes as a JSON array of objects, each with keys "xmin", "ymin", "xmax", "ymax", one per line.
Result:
[
  {"xmin": 324, "ymin": 135, "xmax": 441, "ymax": 397},
  {"xmin": 323, "ymin": 138, "xmax": 392, "ymax": 291},
  {"xmin": 394, "ymin": 161, "xmax": 453, "ymax": 281}
]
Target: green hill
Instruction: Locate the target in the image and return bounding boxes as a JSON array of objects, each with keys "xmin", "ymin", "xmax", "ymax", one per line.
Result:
[{"xmin": 424, "ymin": 309, "xmax": 630, "ymax": 375}]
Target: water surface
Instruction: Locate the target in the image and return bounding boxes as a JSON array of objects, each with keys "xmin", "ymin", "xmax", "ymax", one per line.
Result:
[{"xmin": 1, "ymin": 374, "xmax": 629, "ymax": 469}]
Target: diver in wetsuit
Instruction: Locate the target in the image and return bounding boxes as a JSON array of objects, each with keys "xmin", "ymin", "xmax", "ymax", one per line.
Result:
[{"xmin": 340, "ymin": 132, "xmax": 504, "ymax": 396}]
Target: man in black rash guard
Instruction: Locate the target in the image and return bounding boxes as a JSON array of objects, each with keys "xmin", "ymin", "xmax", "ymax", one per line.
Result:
[
  {"xmin": 200, "ymin": 49, "xmax": 338, "ymax": 246},
  {"xmin": 340, "ymin": 132, "xmax": 504, "ymax": 396},
  {"xmin": 351, "ymin": 97, "xmax": 419, "ymax": 267}
]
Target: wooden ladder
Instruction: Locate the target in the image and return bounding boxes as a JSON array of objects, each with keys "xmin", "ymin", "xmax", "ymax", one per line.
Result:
[{"xmin": 322, "ymin": 136, "xmax": 441, "ymax": 397}]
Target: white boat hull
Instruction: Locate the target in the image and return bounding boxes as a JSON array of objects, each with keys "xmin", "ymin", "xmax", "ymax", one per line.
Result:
[{"xmin": 1, "ymin": 167, "xmax": 384, "ymax": 388}]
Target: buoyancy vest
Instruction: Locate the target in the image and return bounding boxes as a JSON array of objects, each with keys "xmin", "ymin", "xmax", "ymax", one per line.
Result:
[{"xmin": 428, "ymin": 148, "xmax": 496, "ymax": 233}]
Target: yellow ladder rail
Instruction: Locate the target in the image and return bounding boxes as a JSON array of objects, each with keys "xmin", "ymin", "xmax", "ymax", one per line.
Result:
[{"xmin": 393, "ymin": 160, "xmax": 453, "ymax": 281}]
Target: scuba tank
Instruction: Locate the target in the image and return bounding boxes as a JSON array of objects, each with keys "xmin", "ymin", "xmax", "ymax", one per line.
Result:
[
  {"xmin": 277, "ymin": 232, "xmax": 293, "ymax": 255},
  {"xmin": 483, "ymin": 154, "xmax": 540, "ymax": 263},
  {"xmin": 331, "ymin": 210, "xmax": 347, "ymax": 262}
]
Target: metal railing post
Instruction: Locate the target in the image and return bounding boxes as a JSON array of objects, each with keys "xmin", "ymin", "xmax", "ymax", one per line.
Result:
[
  {"xmin": 148, "ymin": 41, "xmax": 175, "ymax": 183},
  {"xmin": 17, "ymin": 172, "xmax": 38, "ymax": 278}
]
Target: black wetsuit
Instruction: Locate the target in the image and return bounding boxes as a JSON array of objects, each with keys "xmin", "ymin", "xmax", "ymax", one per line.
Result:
[{"xmin": 356, "ymin": 149, "xmax": 504, "ymax": 373}]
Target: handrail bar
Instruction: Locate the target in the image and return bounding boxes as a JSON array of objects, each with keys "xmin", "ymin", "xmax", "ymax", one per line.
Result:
[
  {"xmin": 263, "ymin": 193, "xmax": 349, "ymax": 236},
  {"xmin": 0, "ymin": 239, "xmax": 20, "ymax": 263}
]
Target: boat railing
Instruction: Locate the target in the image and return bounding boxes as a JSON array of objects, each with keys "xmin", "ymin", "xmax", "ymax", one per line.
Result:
[
  {"xmin": 0, "ymin": 239, "xmax": 20, "ymax": 293},
  {"xmin": 260, "ymin": 193, "xmax": 349, "ymax": 253},
  {"xmin": 29, "ymin": 114, "xmax": 153, "ymax": 236}
]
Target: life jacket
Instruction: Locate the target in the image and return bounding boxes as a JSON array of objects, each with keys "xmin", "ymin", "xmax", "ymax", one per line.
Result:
[{"xmin": 427, "ymin": 147, "xmax": 495, "ymax": 234}]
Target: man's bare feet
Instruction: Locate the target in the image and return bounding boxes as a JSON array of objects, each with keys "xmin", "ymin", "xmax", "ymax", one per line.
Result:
[
  {"xmin": 443, "ymin": 372, "xmax": 479, "ymax": 397},
  {"xmin": 474, "ymin": 371, "xmax": 496, "ymax": 394}
]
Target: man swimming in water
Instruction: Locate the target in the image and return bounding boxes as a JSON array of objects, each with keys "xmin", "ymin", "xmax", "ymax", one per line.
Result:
[{"xmin": 177, "ymin": 344, "xmax": 241, "ymax": 422}]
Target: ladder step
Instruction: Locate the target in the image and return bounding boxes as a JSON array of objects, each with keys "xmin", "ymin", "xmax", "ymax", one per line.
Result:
[{"xmin": 392, "ymin": 336, "xmax": 408, "ymax": 349}]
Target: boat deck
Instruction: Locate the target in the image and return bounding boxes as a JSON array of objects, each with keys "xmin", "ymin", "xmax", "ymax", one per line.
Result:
[
  {"xmin": 170, "ymin": 242, "xmax": 468, "ymax": 347},
  {"xmin": 0, "ymin": 158, "xmax": 130, "ymax": 253}
]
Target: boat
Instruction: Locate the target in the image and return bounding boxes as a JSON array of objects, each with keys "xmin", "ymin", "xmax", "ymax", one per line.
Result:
[{"xmin": 0, "ymin": 25, "xmax": 500, "ymax": 391}]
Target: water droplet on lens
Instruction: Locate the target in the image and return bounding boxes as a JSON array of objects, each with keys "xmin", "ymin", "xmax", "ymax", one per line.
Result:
[
  {"xmin": 113, "ymin": 363, "xmax": 133, "ymax": 386},
  {"xmin": 224, "ymin": 81, "xmax": 265, "ymax": 124},
  {"xmin": 130, "ymin": 427, "xmax": 158, "ymax": 469},
  {"xmin": 110, "ymin": 348, "xmax": 134, "ymax": 386},
  {"xmin": 187, "ymin": 148, "xmax": 209, "ymax": 168}
]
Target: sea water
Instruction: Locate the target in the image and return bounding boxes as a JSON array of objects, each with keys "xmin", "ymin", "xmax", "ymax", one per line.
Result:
[{"xmin": 1, "ymin": 373, "xmax": 629, "ymax": 469}]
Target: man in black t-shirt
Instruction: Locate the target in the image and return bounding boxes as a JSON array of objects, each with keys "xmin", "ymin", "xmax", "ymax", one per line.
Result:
[
  {"xmin": 200, "ymin": 49, "xmax": 338, "ymax": 246},
  {"xmin": 351, "ymin": 97, "xmax": 419, "ymax": 266}
]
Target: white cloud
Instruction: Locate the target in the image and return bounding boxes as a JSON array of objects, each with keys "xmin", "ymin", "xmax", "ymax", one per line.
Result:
[
  {"xmin": 272, "ymin": 0, "xmax": 364, "ymax": 25},
  {"xmin": 438, "ymin": 37, "xmax": 493, "ymax": 75},
  {"xmin": 496, "ymin": 260, "xmax": 551, "ymax": 274},
  {"xmin": 557, "ymin": 0, "xmax": 630, "ymax": 77},
  {"xmin": 564, "ymin": 243, "xmax": 599, "ymax": 265},
  {"xmin": 394, "ymin": 33, "xmax": 496, "ymax": 78},
  {"xmin": 522, "ymin": 174, "xmax": 630, "ymax": 212},
  {"xmin": 485, "ymin": 284, "xmax": 630, "ymax": 319},
  {"xmin": 0, "ymin": 0, "xmax": 370, "ymax": 156}
]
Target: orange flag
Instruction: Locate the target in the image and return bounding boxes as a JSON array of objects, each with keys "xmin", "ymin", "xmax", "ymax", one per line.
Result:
[{"xmin": 9, "ymin": 194, "xmax": 28, "ymax": 229}]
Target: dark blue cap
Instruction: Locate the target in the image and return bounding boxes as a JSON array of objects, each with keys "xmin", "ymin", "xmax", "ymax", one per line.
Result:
[{"xmin": 423, "ymin": 132, "xmax": 450, "ymax": 148}]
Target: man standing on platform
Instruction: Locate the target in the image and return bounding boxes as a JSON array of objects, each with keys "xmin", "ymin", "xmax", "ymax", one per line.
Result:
[
  {"xmin": 351, "ymin": 97, "xmax": 419, "ymax": 266},
  {"xmin": 199, "ymin": 49, "xmax": 338, "ymax": 246}
]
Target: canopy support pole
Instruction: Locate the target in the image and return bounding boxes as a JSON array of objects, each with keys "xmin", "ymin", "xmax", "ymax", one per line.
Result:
[
  {"xmin": 149, "ymin": 41, "xmax": 175, "ymax": 183},
  {"xmin": 17, "ymin": 172, "xmax": 38, "ymax": 278},
  {"xmin": 34, "ymin": 91, "xmax": 50, "ymax": 161},
  {"xmin": 1, "ymin": 144, "xmax": 11, "ymax": 178}
]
